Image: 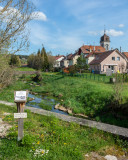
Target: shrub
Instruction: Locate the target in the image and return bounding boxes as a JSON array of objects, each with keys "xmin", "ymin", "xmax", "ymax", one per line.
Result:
[{"xmin": 32, "ymin": 72, "xmax": 42, "ymax": 82}]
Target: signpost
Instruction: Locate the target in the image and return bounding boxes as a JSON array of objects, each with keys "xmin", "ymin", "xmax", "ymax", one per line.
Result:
[{"xmin": 14, "ymin": 91, "xmax": 28, "ymax": 141}]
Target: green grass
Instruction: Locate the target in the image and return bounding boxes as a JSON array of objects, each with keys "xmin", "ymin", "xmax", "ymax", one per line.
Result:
[
  {"xmin": 15, "ymin": 67, "xmax": 36, "ymax": 71},
  {"xmin": 39, "ymin": 100, "xmax": 52, "ymax": 110},
  {"xmin": 0, "ymin": 104, "xmax": 127, "ymax": 160},
  {"xmin": 0, "ymin": 73, "xmax": 128, "ymax": 128}
]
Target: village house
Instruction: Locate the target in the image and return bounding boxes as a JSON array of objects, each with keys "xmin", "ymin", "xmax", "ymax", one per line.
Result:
[
  {"xmin": 53, "ymin": 55, "xmax": 65, "ymax": 68},
  {"xmin": 66, "ymin": 45, "xmax": 105, "ymax": 67},
  {"xmin": 60, "ymin": 54, "xmax": 73, "ymax": 68},
  {"xmin": 89, "ymin": 49, "xmax": 127, "ymax": 74}
]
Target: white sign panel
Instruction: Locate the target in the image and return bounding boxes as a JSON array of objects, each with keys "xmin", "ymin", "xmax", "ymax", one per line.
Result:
[
  {"xmin": 14, "ymin": 113, "xmax": 27, "ymax": 119},
  {"xmin": 15, "ymin": 91, "xmax": 27, "ymax": 102}
]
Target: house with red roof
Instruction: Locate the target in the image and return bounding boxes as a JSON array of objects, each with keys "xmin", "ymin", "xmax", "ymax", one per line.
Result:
[
  {"xmin": 53, "ymin": 55, "xmax": 65, "ymax": 68},
  {"xmin": 67, "ymin": 45, "xmax": 106, "ymax": 66},
  {"xmin": 89, "ymin": 49, "xmax": 127, "ymax": 74},
  {"xmin": 60, "ymin": 54, "xmax": 73, "ymax": 68}
]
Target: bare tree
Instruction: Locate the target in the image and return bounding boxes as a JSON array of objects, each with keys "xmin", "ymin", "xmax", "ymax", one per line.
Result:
[
  {"xmin": 0, "ymin": 0, "xmax": 35, "ymax": 54},
  {"xmin": 0, "ymin": 0, "xmax": 35, "ymax": 89}
]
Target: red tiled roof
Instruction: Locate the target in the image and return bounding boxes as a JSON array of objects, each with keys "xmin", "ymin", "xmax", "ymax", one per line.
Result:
[
  {"xmin": 55, "ymin": 55, "xmax": 65, "ymax": 60},
  {"xmin": 80, "ymin": 45, "xmax": 105, "ymax": 53},
  {"xmin": 89, "ymin": 50, "xmax": 115, "ymax": 65},
  {"xmin": 85, "ymin": 52, "xmax": 103, "ymax": 58},
  {"xmin": 123, "ymin": 52, "xmax": 128, "ymax": 59}
]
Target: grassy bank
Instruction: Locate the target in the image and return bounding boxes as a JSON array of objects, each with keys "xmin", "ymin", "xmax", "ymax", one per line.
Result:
[
  {"xmin": 0, "ymin": 72, "xmax": 128, "ymax": 127},
  {"xmin": 0, "ymin": 104, "xmax": 127, "ymax": 160}
]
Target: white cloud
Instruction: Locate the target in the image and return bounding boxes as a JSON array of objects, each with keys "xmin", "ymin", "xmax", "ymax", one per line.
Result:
[
  {"xmin": 106, "ymin": 29, "xmax": 124, "ymax": 36},
  {"xmin": 0, "ymin": 6, "xmax": 21, "ymax": 22},
  {"xmin": 100, "ymin": 29, "xmax": 124, "ymax": 37},
  {"xmin": 118, "ymin": 24, "xmax": 124, "ymax": 28},
  {"xmin": 31, "ymin": 11, "xmax": 47, "ymax": 21},
  {"xmin": 0, "ymin": 6, "xmax": 47, "ymax": 22}
]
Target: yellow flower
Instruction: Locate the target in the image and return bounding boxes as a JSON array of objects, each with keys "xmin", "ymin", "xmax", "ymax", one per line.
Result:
[
  {"xmin": 41, "ymin": 150, "xmax": 45, "ymax": 154},
  {"xmin": 16, "ymin": 126, "xmax": 18, "ymax": 128},
  {"xmin": 64, "ymin": 143, "xmax": 67, "ymax": 145},
  {"xmin": 33, "ymin": 149, "xmax": 35, "ymax": 151},
  {"xmin": 37, "ymin": 141, "xmax": 40, "ymax": 144}
]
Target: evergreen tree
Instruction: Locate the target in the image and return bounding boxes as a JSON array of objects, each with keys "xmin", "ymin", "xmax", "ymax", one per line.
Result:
[
  {"xmin": 76, "ymin": 55, "xmax": 88, "ymax": 73},
  {"xmin": 41, "ymin": 47, "xmax": 49, "ymax": 71},
  {"xmin": 37, "ymin": 49, "xmax": 41, "ymax": 57}
]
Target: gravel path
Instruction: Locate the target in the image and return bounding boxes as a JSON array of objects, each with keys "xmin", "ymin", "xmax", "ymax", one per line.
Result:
[{"xmin": 0, "ymin": 100, "xmax": 128, "ymax": 138}]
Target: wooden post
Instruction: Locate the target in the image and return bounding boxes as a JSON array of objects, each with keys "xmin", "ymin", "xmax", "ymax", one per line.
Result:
[
  {"xmin": 16, "ymin": 102, "xmax": 25, "ymax": 141},
  {"xmin": 14, "ymin": 91, "xmax": 28, "ymax": 141}
]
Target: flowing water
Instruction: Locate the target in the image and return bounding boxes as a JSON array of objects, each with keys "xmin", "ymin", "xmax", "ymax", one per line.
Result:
[{"xmin": 26, "ymin": 93, "xmax": 68, "ymax": 115}]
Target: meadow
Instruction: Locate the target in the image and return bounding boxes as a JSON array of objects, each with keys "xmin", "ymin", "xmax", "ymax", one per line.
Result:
[
  {"xmin": 0, "ymin": 71, "xmax": 128, "ymax": 127},
  {"xmin": 0, "ymin": 104, "xmax": 127, "ymax": 160}
]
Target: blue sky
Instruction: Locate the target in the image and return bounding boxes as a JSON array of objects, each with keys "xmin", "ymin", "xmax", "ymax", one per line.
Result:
[{"xmin": 26, "ymin": 0, "xmax": 128, "ymax": 56}]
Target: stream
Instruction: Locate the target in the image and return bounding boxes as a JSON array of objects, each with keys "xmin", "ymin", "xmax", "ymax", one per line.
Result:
[{"xmin": 26, "ymin": 93, "xmax": 68, "ymax": 115}]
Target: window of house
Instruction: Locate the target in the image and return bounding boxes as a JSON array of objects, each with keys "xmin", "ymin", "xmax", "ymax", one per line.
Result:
[
  {"xmin": 112, "ymin": 57, "xmax": 115, "ymax": 61},
  {"xmin": 117, "ymin": 57, "xmax": 120, "ymax": 61}
]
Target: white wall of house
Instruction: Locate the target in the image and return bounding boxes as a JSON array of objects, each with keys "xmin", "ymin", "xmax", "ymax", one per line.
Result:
[
  {"xmin": 88, "ymin": 55, "xmax": 95, "ymax": 64},
  {"xmin": 54, "ymin": 57, "xmax": 65, "ymax": 68}
]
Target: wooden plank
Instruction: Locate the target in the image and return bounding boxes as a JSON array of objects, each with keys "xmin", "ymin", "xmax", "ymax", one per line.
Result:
[{"xmin": 16, "ymin": 102, "xmax": 25, "ymax": 141}]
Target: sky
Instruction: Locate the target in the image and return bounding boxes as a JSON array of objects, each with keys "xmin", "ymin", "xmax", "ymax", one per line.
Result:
[{"xmin": 25, "ymin": 0, "xmax": 128, "ymax": 55}]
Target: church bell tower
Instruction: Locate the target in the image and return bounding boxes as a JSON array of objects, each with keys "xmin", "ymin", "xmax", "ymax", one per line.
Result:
[{"xmin": 100, "ymin": 28, "xmax": 110, "ymax": 51}]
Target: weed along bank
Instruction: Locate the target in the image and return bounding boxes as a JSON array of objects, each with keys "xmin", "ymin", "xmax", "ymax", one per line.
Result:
[{"xmin": 14, "ymin": 91, "xmax": 28, "ymax": 141}]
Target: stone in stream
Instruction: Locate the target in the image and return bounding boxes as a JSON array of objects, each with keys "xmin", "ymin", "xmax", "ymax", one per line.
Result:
[
  {"xmin": 28, "ymin": 98, "xmax": 35, "ymax": 101},
  {"xmin": 54, "ymin": 104, "xmax": 60, "ymax": 109},
  {"xmin": 74, "ymin": 113, "xmax": 88, "ymax": 118},
  {"xmin": 55, "ymin": 104, "xmax": 68, "ymax": 112},
  {"xmin": 67, "ymin": 109, "xmax": 72, "ymax": 114},
  {"xmin": 58, "ymin": 106, "xmax": 67, "ymax": 112}
]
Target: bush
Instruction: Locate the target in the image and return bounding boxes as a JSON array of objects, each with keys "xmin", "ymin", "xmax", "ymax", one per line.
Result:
[
  {"xmin": 0, "ymin": 55, "xmax": 14, "ymax": 89},
  {"xmin": 32, "ymin": 72, "xmax": 42, "ymax": 82},
  {"xmin": 10, "ymin": 55, "xmax": 21, "ymax": 67}
]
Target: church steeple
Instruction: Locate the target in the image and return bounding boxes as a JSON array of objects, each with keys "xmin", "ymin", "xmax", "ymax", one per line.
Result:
[{"xmin": 100, "ymin": 27, "xmax": 110, "ymax": 51}]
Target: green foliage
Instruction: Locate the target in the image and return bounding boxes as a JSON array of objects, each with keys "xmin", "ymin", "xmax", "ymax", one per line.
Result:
[
  {"xmin": 41, "ymin": 47, "xmax": 49, "ymax": 71},
  {"xmin": 32, "ymin": 72, "xmax": 42, "ymax": 82},
  {"xmin": 39, "ymin": 100, "xmax": 52, "ymax": 110},
  {"xmin": 76, "ymin": 55, "xmax": 89, "ymax": 72},
  {"xmin": 21, "ymin": 134, "xmax": 36, "ymax": 147},
  {"xmin": 0, "ymin": 54, "xmax": 14, "ymax": 89},
  {"xmin": 10, "ymin": 55, "xmax": 21, "ymax": 67},
  {"xmin": 69, "ymin": 65, "xmax": 77, "ymax": 75},
  {"xmin": 27, "ymin": 46, "xmax": 54, "ymax": 71}
]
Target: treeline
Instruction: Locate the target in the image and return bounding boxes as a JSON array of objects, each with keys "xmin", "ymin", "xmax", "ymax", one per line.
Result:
[{"xmin": 27, "ymin": 47, "xmax": 55, "ymax": 71}]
